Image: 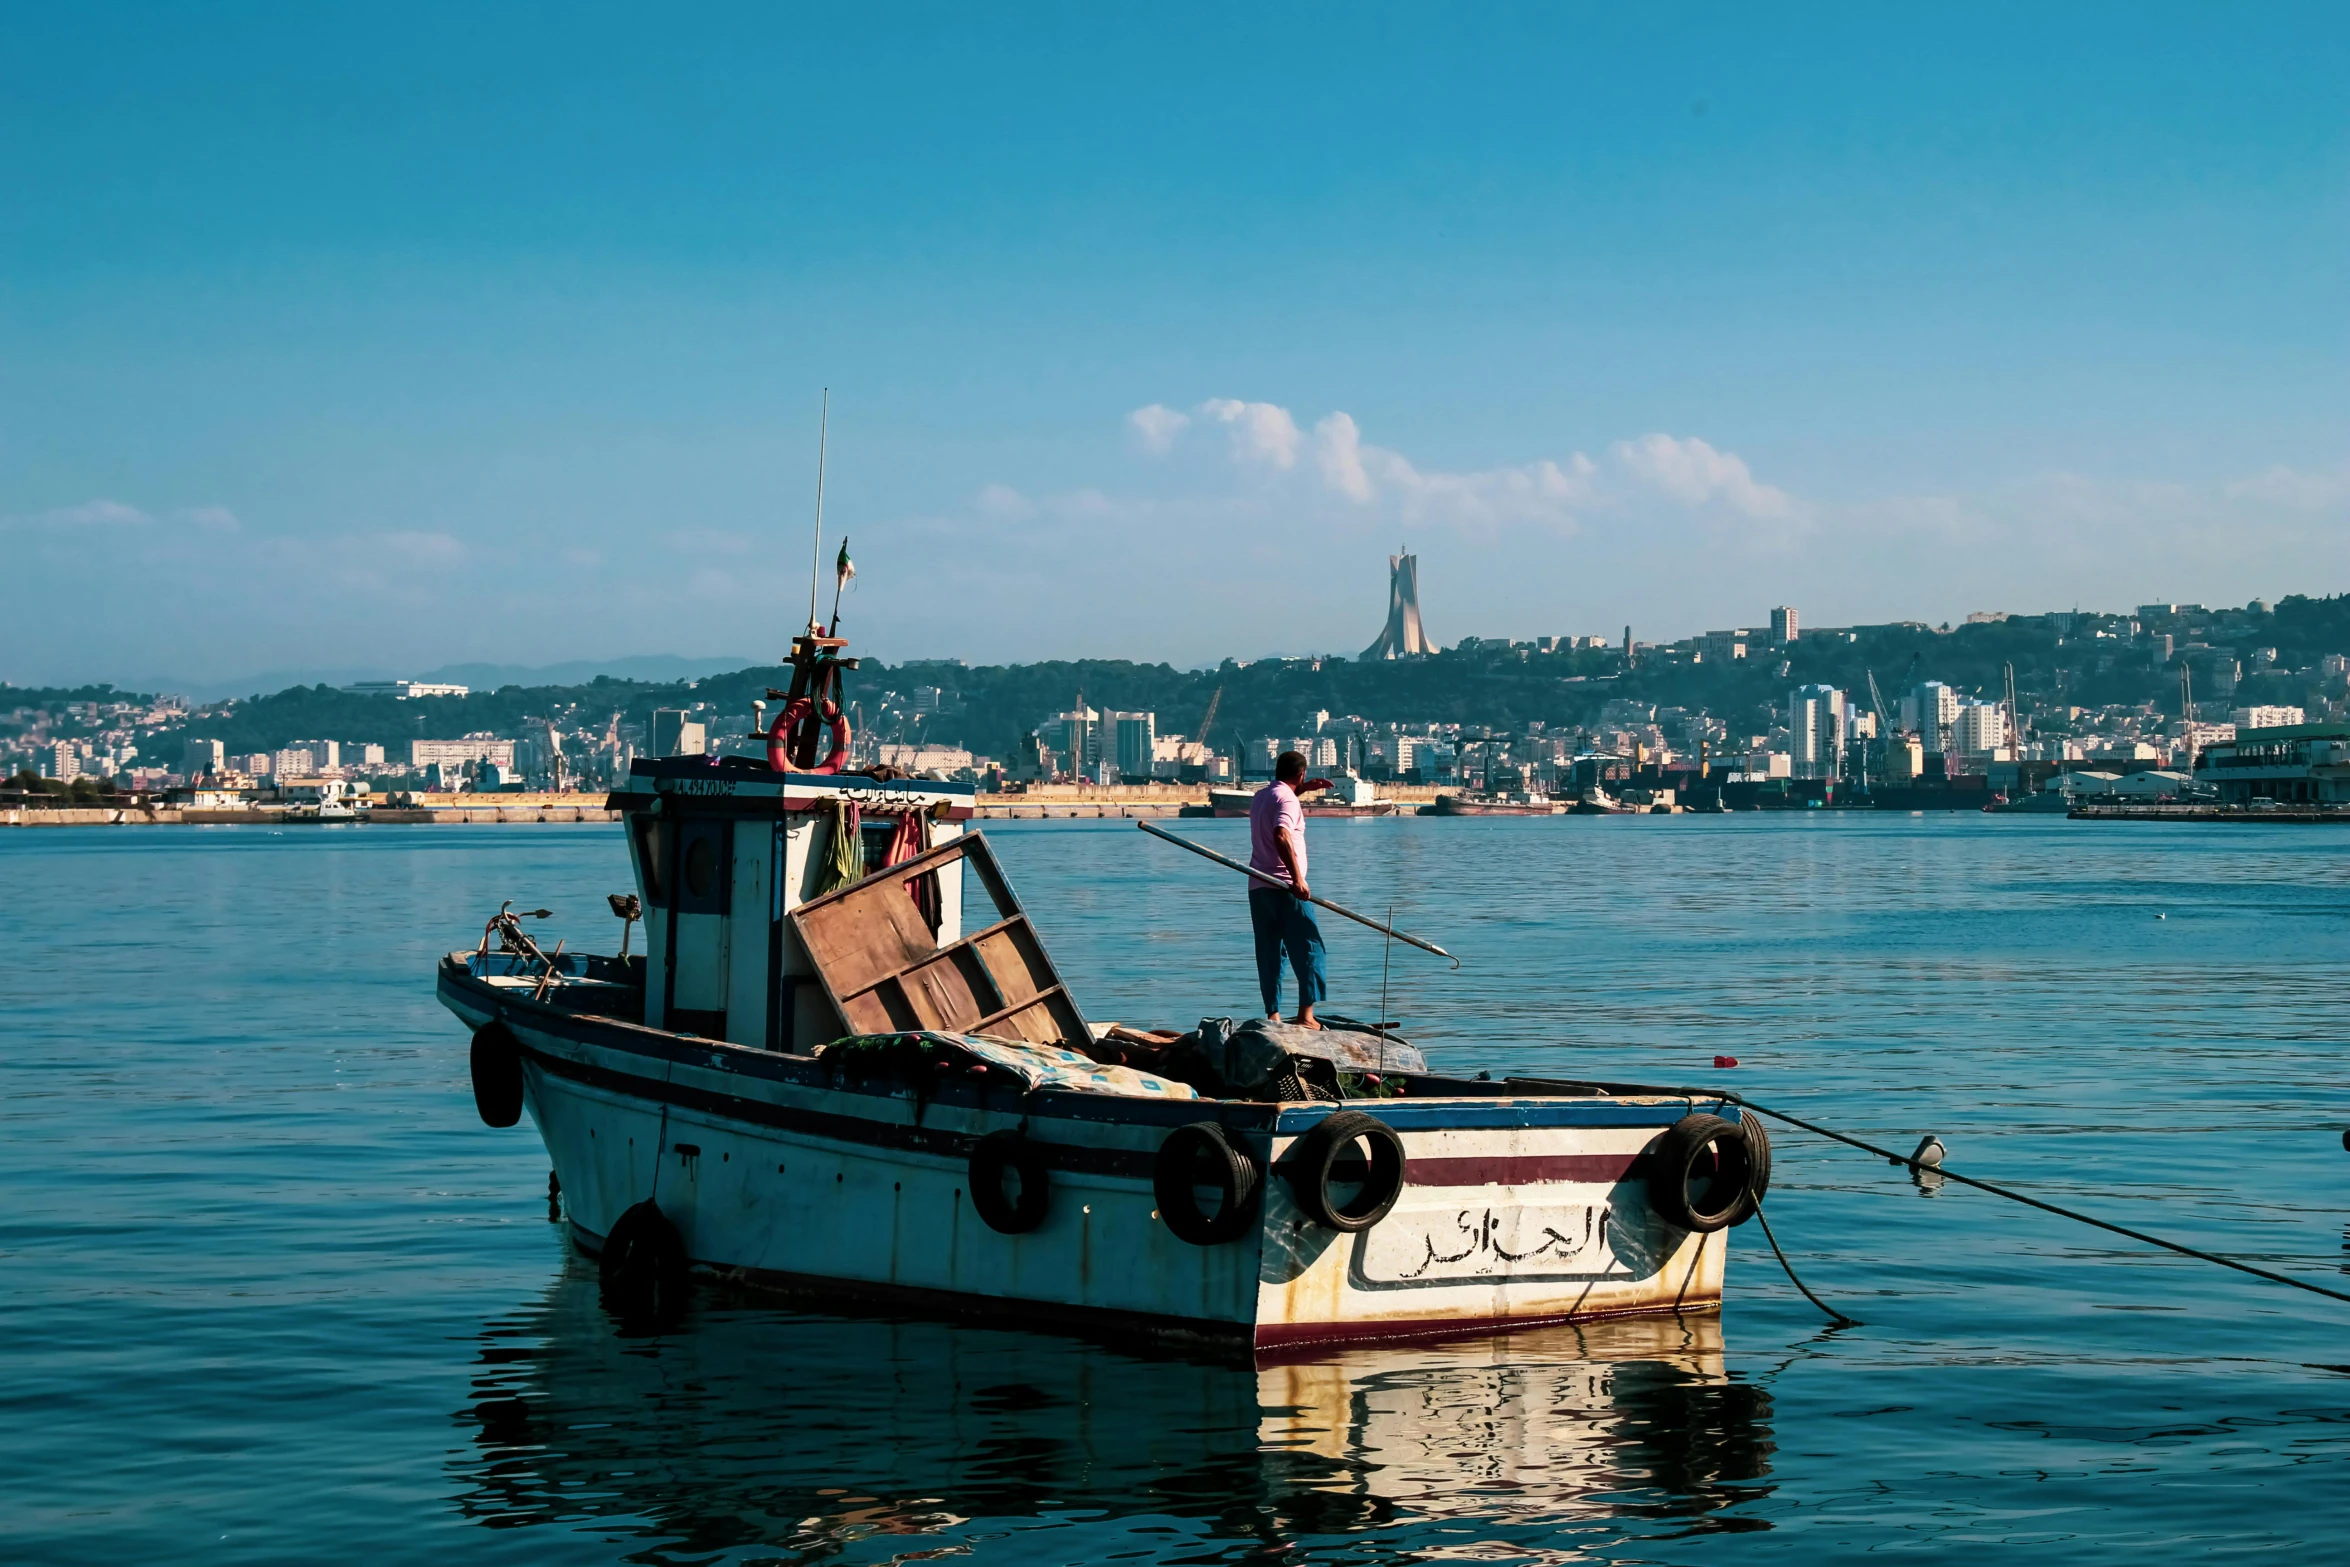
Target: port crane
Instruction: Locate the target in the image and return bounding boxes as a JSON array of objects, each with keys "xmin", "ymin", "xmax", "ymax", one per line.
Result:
[
  {"xmin": 2000, "ymin": 662, "xmax": 2021, "ymax": 771},
  {"xmin": 1864, "ymin": 668, "xmax": 1897, "ymax": 784},
  {"xmin": 1863, "ymin": 651, "xmax": 1920, "ymax": 784},
  {"xmin": 1192, "ymin": 684, "xmax": 1223, "ymax": 772}
]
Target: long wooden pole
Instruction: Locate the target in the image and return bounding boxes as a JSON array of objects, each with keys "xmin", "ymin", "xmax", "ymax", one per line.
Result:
[{"xmin": 1135, "ymin": 819, "xmax": 1459, "ymax": 968}]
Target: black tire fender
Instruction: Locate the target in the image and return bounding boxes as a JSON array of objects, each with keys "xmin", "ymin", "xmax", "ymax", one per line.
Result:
[
  {"xmin": 1153, "ymin": 1121, "xmax": 1262, "ymax": 1246},
  {"xmin": 968, "ymin": 1130, "xmax": 1051, "ymax": 1234},
  {"xmin": 599, "ymin": 1198, "xmax": 689, "ymax": 1312},
  {"xmin": 1281, "ymin": 1109, "xmax": 1408, "ymax": 1232},
  {"xmin": 470, "ymin": 1022, "xmax": 524, "ymax": 1129},
  {"xmin": 1737, "ymin": 1108, "xmax": 1771, "ymax": 1218},
  {"xmin": 1647, "ymin": 1113, "xmax": 1763, "ymax": 1233}
]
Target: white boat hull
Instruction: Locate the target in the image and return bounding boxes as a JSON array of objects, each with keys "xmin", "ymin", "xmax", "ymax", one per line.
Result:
[{"xmin": 445, "ymin": 960, "xmax": 1731, "ymax": 1352}]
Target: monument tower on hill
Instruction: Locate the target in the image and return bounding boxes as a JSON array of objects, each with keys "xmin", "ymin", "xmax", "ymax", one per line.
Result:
[{"xmin": 1360, "ymin": 550, "xmax": 1432, "ymax": 660}]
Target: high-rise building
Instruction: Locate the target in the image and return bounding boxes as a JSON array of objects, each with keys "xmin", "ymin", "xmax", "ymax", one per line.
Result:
[
  {"xmin": 1770, "ymin": 606, "xmax": 1799, "ymax": 645},
  {"xmin": 1789, "ymin": 685, "xmax": 1844, "ymax": 780},
  {"xmin": 1360, "ymin": 552, "xmax": 1432, "ymax": 659},
  {"xmin": 46, "ymin": 741, "xmax": 82, "ymax": 782},
  {"xmin": 1905, "ymin": 682, "xmax": 1960, "ymax": 754},
  {"xmin": 272, "ymin": 747, "xmax": 317, "ymax": 779},
  {"xmin": 1048, "ymin": 706, "xmax": 1100, "ymax": 773},
  {"xmin": 1108, "ymin": 711, "xmax": 1156, "ymax": 778},
  {"xmin": 650, "ymin": 711, "xmax": 705, "ymax": 757},
  {"xmin": 1952, "ymin": 701, "xmax": 2009, "ymax": 756},
  {"xmin": 181, "ymin": 738, "xmax": 225, "ymax": 777}
]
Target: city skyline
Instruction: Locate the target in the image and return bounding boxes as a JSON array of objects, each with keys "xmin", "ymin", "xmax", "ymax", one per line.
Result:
[{"xmin": 5, "ymin": 7, "xmax": 2346, "ymax": 688}]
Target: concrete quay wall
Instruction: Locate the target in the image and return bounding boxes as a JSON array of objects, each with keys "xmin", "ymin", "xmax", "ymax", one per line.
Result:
[
  {"xmin": 3, "ymin": 806, "xmax": 193, "ymax": 827},
  {"xmin": 6, "ymin": 783, "xmax": 1443, "ymax": 827},
  {"xmin": 972, "ymin": 783, "xmax": 1441, "ymax": 819},
  {"xmin": 2, "ymin": 795, "xmax": 618, "ymax": 827}
]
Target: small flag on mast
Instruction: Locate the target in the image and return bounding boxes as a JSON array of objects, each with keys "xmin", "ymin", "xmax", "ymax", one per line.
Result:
[{"xmin": 827, "ymin": 536, "xmax": 855, "ymax": 636}]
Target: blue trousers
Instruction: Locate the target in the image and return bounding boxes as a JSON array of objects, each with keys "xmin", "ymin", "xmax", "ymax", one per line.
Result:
[{"xmin": 1249, "ymin": 885, "xmax": 1328, "ymax": 1017}]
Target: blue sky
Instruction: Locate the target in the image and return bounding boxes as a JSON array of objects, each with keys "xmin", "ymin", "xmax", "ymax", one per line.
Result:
[{"xmin": 5, "ymin": 4, "xmax": 2346, "ymax": 687}]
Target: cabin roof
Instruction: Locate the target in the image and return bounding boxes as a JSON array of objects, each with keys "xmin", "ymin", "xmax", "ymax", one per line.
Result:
[{"xmin": 609, "ymin": 755, "xmax": 977, "ymax": 817}]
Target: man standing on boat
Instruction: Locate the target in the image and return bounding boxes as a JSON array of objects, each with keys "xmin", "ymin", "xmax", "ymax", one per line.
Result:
[{"xmin": 1249, "ymin": 751, "xmax": 1331, "ymax": 1030}]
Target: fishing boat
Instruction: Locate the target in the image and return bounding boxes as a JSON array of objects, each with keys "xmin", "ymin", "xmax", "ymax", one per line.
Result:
[
  {"xmin": 1207, "ymin": 775, "xmax": 1400, "ymax": 818},
  {"xmin": 436, "ymin": 555, "xmax": 1768, "ymax": 1357},
  {"xmin": 1567, "ymin": 787, "xmax": 1638, "ymax": 816},
  {"xmin": 1425, "ymin": 789, "xmax": 1562, "ymax": 816}
]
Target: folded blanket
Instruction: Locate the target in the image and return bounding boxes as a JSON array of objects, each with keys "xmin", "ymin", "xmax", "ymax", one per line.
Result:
[{"xmin": 819, "ymin": 1030, "xmax": 1196, "ymax": 1100}]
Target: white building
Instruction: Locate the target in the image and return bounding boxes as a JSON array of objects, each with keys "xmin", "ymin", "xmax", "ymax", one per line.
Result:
[
  {"xmin": 411, "ymin": 736, "xmax": 518, "ymax": 770},
  {"xmin": 873, "ymin": 743, "xmax": 976, "ymax": 776},
  {"xmin": 2232, "ymin": 705, "xmax": 2306, "ymax": 732},
  {"xmin": 1952, "ymin": 701, "xmax": 2009, "ymax": 757},
  {"xmin": 1789, "ymin": 684, "xmax": 1844, "ymax": 780},
  {"xmin": 46, "ymin": 741, "xmax": 82, "ymax": 782},
  {"xmin": 1699, "ymin": 630, "xmax": 1750, "ymax": 662},
  {"xmin": 272, "ymin": 747, "xmax": 317, "ymax": 779},
  {"xmin": 1770, "ymin": 606, "xmax": 1799, "ymax": 645},
  {"xmin": 181, "ymin": 738, "xmax": 226, "ymax": 777},
  {"xmin": 341, "ymin": 680, "xmax": 469, "ymax": 699}
]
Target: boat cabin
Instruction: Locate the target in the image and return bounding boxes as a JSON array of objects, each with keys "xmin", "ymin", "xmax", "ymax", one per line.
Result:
[{"xmin": 611, "ymin": 757, "xmax": 981, "ymax": 1051}]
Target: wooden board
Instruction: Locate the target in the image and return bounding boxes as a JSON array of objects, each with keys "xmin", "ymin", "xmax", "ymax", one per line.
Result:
[{"xmin": 785, "ymin": 831, "xmax": 1092, "ymax": 1052}]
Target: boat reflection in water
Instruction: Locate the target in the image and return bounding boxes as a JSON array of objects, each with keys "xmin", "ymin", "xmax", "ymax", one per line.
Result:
[{"xmin": 453, "ymin": 1271, "xmax": 1775, "ymax": 1559}]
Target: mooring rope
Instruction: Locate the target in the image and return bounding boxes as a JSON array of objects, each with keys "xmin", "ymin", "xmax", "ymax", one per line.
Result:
[
  {"xmin": 1750, "ymin": 1200, "xmax": 1861, "ymax": 1327},
  {"xmin": 1700, "ymin": 1088, "xmax": 2350, "ymax": 1309}
]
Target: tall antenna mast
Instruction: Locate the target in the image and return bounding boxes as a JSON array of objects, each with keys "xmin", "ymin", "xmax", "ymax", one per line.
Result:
[{"xmin": 806, "ymin": 389, "xmax": 830, "ymax": 636}]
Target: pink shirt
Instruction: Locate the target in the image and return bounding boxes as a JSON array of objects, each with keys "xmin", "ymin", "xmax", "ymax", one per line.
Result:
[{"xmin": 1248, "ymin": 780, "xmax": 1305, "ymax": 889}]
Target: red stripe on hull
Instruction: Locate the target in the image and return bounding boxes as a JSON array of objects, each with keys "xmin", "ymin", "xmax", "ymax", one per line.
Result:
[{"xmin": 1406, "ymin": 1153, "xmax": 1646, "ymax": 1187}]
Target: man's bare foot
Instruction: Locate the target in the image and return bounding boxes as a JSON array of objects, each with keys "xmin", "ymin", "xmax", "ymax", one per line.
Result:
[{"xmin": 1289, "ymin": 1011, "xmax": 1324, "ymax": 1031}]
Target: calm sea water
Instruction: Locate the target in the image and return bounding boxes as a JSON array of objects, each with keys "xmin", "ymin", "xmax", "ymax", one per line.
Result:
[{"xmin": 4, "ymin": 814, "xmax": 2348, "ymax": 1564}]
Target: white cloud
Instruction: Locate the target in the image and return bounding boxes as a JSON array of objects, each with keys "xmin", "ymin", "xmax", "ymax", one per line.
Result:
[
  {"xmin": 1197, "ymin": 397, "xmax": 1302, "ymax": 470},
  {"xmin": 1609, "ymin": 433, "xmax": 1796, "ymax": 520},
  {"xmin": 976, "ymin": 482, "xmax": 1035, "ymax": 518},
  {"xmin": 372, "ymin": 530, "xmax": 467, "ymax": 564},
  {"xmin": 2223, "ymin": 462, "xmax": 2350, "ymax": 512},
  {"xmin": 1313, "ymin": 412, "xmax": 1374, "ymax": 502},
  {"xmin": 1126, "ymin": 403, "xmax": 1190, "ymax": 454},
  {"xmin": 180, "ymin": 505, "xmax": 242, "ymax": 533},
  {"xmin": 1155, "ymin": 396, "xmax": 1795, "ymax": 537},
  {"xmin": 2, "ymin": 498, "xmax": 153, "ymax": 530}
]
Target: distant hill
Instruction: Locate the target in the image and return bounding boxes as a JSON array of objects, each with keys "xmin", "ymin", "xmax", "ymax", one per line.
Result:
[
  {"xmin": 415, "ymin": 656, "xmax": 762, "ymax": 692},
  {"xmin": 143, "ymin": 655, "xmax": 758, "ymax": 704}
]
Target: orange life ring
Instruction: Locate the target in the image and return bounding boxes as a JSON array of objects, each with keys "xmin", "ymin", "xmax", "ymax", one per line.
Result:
[{"xmin": 768, "ymin": 697, "xmax": 852, "ymax": 775}]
